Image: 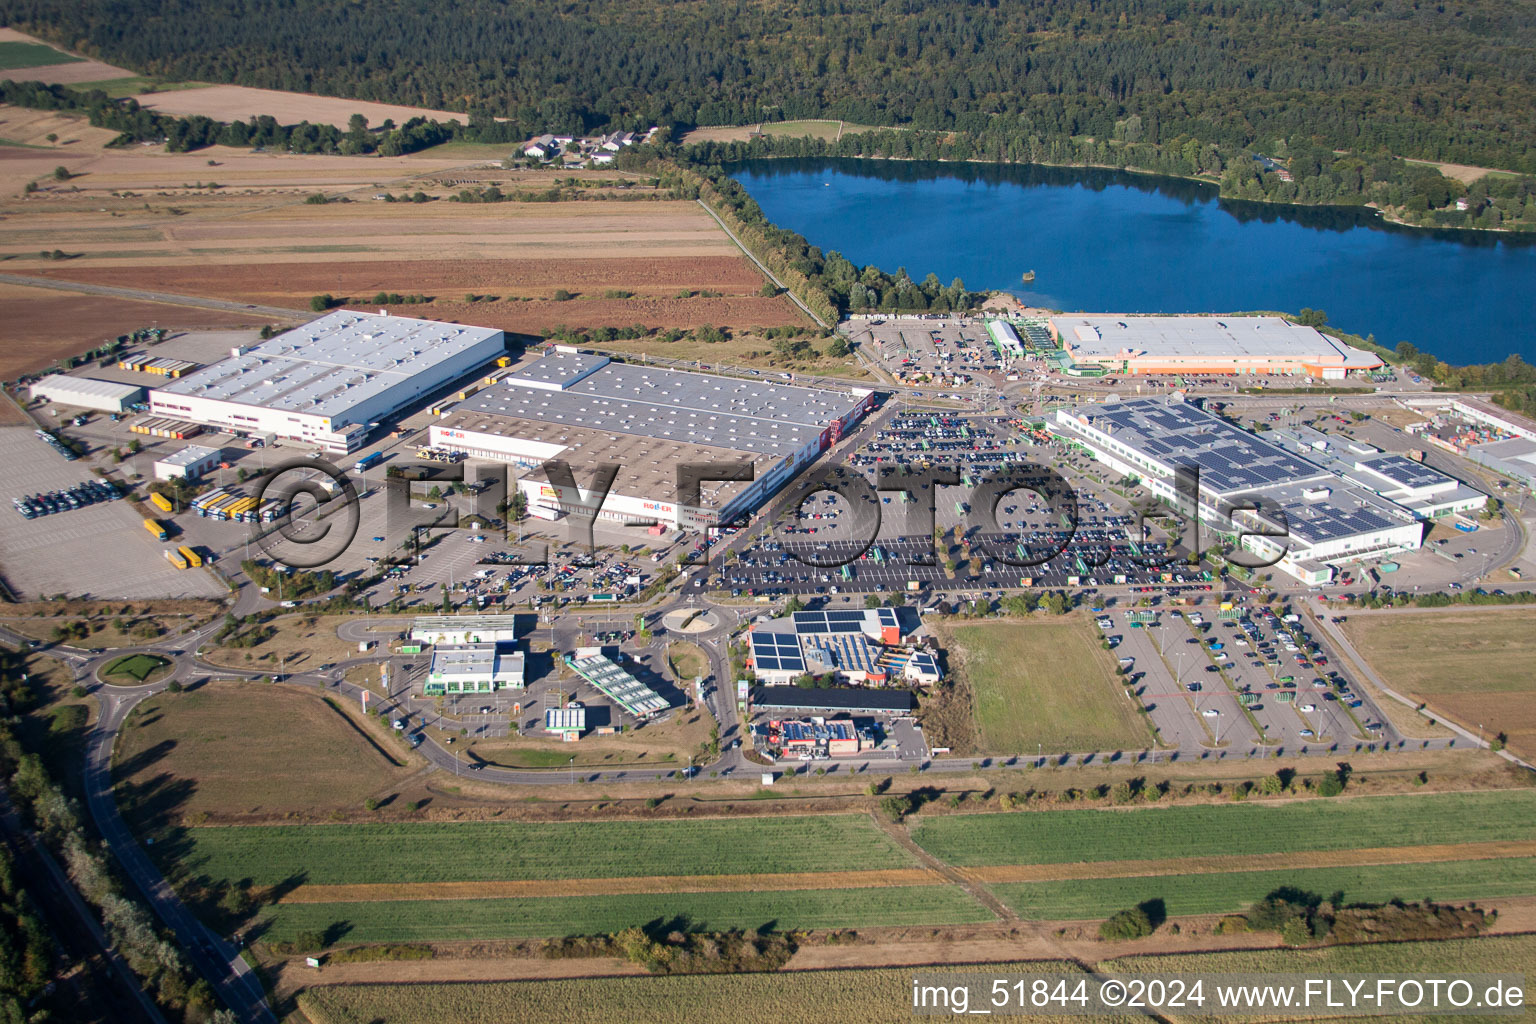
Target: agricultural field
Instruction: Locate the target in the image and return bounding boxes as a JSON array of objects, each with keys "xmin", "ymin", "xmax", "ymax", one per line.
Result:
[
  {"xmin": 128, "ymin": 83, "xmax": 473, "ymax": 131},
  {"xmin": 297, "ymin": 962, "xmax": 1135, "ymax": 1024},
  {"xmin": 165, "ymin": 815, "xmax": 914, "ymax": 887},
  {"xmin": 1343, "ymin": 608, "xmax": 1536, "ymax": 760},
  {"xmin": 946, "ymin": 619, "xmax": 1153, "ymax": 755},
  {"xmin": 254, "ymin": 885, "xmax": 991, "ymax": 944},
  {"xmin": 1106, "ymin": 934, "xmax": 1536, "ymax": 1023},
  {"xmin": 681, "ymin": 120, "xmax": 888, "ymax": 145},
  {"xmin": 0, "ymin": 281, "xmax": 265, "ymax": 380},
  {"xmin": 989, "ymin": 857, "xmax": 1536, "ymax": 920},
  {"xmin": 911, "ymin": 791, "xmax": 1536, "ymax": 868},
  {"xmin": 0, "ymin": 29, "xmax": 133, "ymax": 84},
  {"xmin": 113, "ymin": 681, "xmax": 415, "ymax": 824}
]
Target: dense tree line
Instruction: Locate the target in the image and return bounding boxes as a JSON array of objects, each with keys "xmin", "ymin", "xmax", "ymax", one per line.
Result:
[{"xmin": 6, "ymin": 0, "xmax": 1536, "ymax": 170}]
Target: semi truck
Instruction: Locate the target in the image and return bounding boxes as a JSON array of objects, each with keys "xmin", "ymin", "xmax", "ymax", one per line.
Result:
[
  {"xmin": 353, "ymin": 451, "xmax": 384, "ymax": 473},
  {"xmin": 143, "ymin": 518, "xmax": 167, "ymax": 541}
]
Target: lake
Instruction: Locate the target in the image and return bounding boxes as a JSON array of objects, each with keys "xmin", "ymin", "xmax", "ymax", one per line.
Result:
[{"xmin": 729, "ymin": 158, "xmax": 1536, "ymax": 365}]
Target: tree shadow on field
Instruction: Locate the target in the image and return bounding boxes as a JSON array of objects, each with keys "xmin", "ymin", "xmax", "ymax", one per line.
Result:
[
  {"xmin": 113, "ymin": 738, "xmax": 177, "ymax": 781},
  {"xmin": 115, "ymin": 771, "xmax": 196, "ymax": 836}
]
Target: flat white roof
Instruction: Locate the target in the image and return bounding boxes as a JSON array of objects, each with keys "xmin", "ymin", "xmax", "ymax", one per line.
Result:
[
  {"xmin": 155, "ymin": 444, "xmax": 221, "ymax": 468},
  {"xmin": 1051, "ymin": 315, "xmax": 1381, "ymax": 367},
  {"xmin": 155, "ymin": 311, "xmax": 503, "ymax": 422},
  {"xmin": 31, "ymin": 374, "xmax": 144, "ymax": 400}
]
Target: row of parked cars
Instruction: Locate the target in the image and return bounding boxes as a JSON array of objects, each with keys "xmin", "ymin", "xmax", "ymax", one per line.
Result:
[
  {"xmin": 35, "ymin": 429, "xmax": 78, "ymax": 462},
  {"xmin": 14, "ymin": 479, "xmax": 121, "ymax": 519}
]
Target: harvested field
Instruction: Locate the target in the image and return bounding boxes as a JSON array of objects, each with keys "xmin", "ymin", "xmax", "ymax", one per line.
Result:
[
  {"xmin": 1343, "ymin": 608, "xmax": 1536, "ymax": 759},
  {"xmin": 297, "ymin": 963, "xmax": 1130, "ymax": 1024},
  {"xmin": 0, "ymin": 281, "xmax": 263, "ymax": 379},
  {"xmin": 681, "ymin": 119, "xmax": 887, "ymax": 145},
  {"xmin": 11, "ymin": 201, "xmax": 739, "ymax": 267},
  {"xmin": 130, "ymin": 83, "xmax": 473, "ymax": 131},
  {"xmin": 0, "ymin": 107, "xmax": 122, "ymax": 152},
  {"xmin": 113, "ymin": 681, "xmax": 415, "ymax": 824},
  {"xmin": 26, "ymin": 253, "xmax": 753, "ymax": 295}
]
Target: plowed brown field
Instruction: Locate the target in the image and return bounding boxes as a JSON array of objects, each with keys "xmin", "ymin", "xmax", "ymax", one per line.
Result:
[{"xmin": 0, "ymin": 281, "xmax": 264, "ymax": 378}]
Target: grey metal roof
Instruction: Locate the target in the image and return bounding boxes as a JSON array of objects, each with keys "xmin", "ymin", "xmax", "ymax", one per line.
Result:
[
  {"xmin": 156, "ymin": 311, "xmax": 502, "ymax": 422},
  {"xmin": 507, "ymin": 349, "xmax": 610, "ymax": 390},
  {"xmin": 1052, "ymin": 315, "xmax": 1380, "ymax": 367},
  {"xmin": 1236, "ymin": 480, "xmax": 1413, "ymax": 545},
  {"xmin": 156, "ymin": 444, "xmax": 221, "ymax": 468},
  {"xmin": 457, "ymin": 353, "xmax": 863, "ymax": 459},
  {"xmin": 31, "ymin": 374, "xmax": 145, "ymax": 401}
]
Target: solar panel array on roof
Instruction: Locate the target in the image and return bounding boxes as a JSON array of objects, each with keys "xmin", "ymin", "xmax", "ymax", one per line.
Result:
[
  {"xmin": 749, "ymin": 631, "xmax": 806, "ymax": 674},
  {"xmin": 790, "ymin": 609, "xmax": 869, "ymax": 634},
  {"xmin": 1358, "ymin": 454, "xmax": 1452, "ymax": 491},
  {"xmin": 1084, "ymin": 399, "xmax": 1327, "ymax": 493},
  {"xmin": 807, "ymin": 633, "xmax": 880, "ymax": 675}
]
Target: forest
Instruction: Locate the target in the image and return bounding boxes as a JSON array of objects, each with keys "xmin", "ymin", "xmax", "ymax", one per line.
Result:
[{"xmin": 4, "ymin": 0, "xmax": 1536, "ymax": 172}]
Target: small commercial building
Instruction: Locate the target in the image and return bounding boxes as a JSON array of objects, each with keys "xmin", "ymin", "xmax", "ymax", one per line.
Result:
[
  {"xmin": 424, "ymin": 643, "xmax": 525, "ymax": 694},
  {"xmin": 753, "ymin": 686, "xmax": 916, "ymax": 715},
  {"xmin": 411, "ymin": 614, "xmax": 527, "ymax": 646},
  {"xmin": 746, "ymin": 607, "xmax": 923, "ymax": 685},
  {"xmin": 153, "ymin": 444, "xmax": 222, "ymax": 482},
  {"xmin": 29, "ymin": 374, "xmax": 145, "ymax": 413},
  {"xmin": 770, "ymin": 717, "xmax": 867, "ymax": 757},
  {"xmin": 566, "ymin": 647, "xmax": 669, "ymax": 718},
  {"xmin": 545, "ymin": 704, "xmax": 586, "ymax": 740}
]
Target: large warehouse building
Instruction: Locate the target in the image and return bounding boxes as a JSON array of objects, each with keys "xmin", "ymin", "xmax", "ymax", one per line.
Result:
[
  {"xmin": 29, "ymin": 375, "xmax": 145, "ymax": 413},
  {"xmin": 148, "ymin": 311, "xmax": 505, "ymax": 453},
  {"xmin": 1051, "ymin": 397, "xmax": 1426, "ymax": 584},
  {"xmin": 430, "ymin": 348, "xmax": 874, "ymax": 529},
  {"xmin": 1048, "ymin": 315, "xmax": 1382, "ymax": 379}
]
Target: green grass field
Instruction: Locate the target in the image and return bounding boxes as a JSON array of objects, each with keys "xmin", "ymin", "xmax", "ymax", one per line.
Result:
[
  {"xmin": 171, "ymin": 815, "xmax": 912, "ymax": 887},
  {"xmin": 989, "ymin": 857, "xmax": 1536, "ymax": 920},
  {"xmin": 952, "ymin": 620, "xmax": 1153, "ymax": 754},
  {"xmin": 911, "ymin": 791, "xmax": 1536, "ymax": 867},
  {"xmin": 298, "ymin": 962, "xmax": 1135, "ymax": 1024},
  {"xmin": 0, "ymin": 41, "xmax": 81, "ymax": 71},
  {"xmin": 102, "ymin": 653, "xmax": 171, "ymax": 682},
  {"xmin": 256, "ymin": 885, "xmax": 993, "ymax": 943}
]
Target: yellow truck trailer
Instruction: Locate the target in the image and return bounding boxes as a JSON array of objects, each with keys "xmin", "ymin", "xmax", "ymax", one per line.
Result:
[
  {"xmin": 164, "ymin": 549, "xmax": 187, "ymax": 569},
  {"xmin": 149, "ymin": 492, "xmax": 174, "ymax": 513},
  {"xmin": 143, "ymin": 518, "xmax": 167, "ymax": 541},
  {"xmin": 177, "ymin": 545, "xmax": 202, "ymax": 568}
]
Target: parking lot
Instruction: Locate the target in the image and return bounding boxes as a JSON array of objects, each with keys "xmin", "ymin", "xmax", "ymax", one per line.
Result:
[
  {"xmin": 1093, "ymin": 599, "xmax": 1382, "ymax": 758},
  {"xmin": 0, "ymin": 427, "xmax": 224, "ymax": 599}
]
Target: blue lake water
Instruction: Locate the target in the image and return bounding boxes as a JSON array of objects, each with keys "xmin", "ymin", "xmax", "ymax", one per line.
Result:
[{"xmin": 729, "ymin": 159, "xmax": 1536, "ymax": 365}]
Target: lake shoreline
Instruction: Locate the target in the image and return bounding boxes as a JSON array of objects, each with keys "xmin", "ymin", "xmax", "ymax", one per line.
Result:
[{"xmin": 725, "ymin": 151, "xmax": 1533, "ymax": 239}]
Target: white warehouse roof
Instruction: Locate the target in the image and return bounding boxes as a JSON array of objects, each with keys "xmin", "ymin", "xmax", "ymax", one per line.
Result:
[
  {"xmin": 29, "ymin": 374, "xmax": 144, "ymax": 403},
  {"xmin": 1052, "ymin": 315, "xmax": 1380, "ymax": 367},
  {"xmin": 154, "ymin": 311, "xmax": 503, "ymax": 423}
]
